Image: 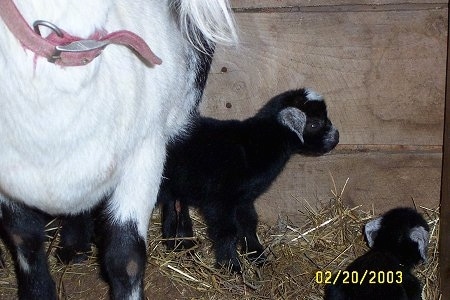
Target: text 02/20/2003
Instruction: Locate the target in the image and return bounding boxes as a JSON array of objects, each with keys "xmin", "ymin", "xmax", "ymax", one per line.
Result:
[{"xmin": 315, "ymin": 270, "xmax": 403, "ymax": 285}]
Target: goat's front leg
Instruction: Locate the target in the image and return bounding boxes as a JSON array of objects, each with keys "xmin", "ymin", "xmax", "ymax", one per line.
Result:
[
  {"xmin": 236, "ymin": 202, "xmax": 266, "ymax": 266},
  {"xmin": 99, "ymin": 218, "xmax": 147, "ymax": 300},
  {"xmin": 0, "ymin": 202, "xmax": 56, "ymax": 300},
  {"xmin": 99, "ymin": 138, "xmax": 165, "ymax": 300}
]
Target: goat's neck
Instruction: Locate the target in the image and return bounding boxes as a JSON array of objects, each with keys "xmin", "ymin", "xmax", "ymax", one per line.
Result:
[{"xmin": 242, "ymin": 118, "xmax": 295, "ymax": 176}]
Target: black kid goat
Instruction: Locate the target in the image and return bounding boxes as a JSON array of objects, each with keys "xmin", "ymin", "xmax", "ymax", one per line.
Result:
[
  {"xmin": 158, "ymin": 88, "xmax": 339, "ymax": 271},
  {"xmin": 324, "ymin": 207, "xmax": 429, "ymax": 300}
]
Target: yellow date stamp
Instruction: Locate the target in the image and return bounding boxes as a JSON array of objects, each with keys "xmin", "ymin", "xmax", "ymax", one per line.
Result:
[{"xmin": 315, "ymin": 270, "xmax": 403, "ymax": 285}]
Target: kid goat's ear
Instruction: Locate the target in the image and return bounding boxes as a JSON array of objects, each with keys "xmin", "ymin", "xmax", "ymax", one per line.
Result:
[
  {"xmin": 278, "ymin": 107, "xmax": 306, "ymax": 143},
  {"xmin": 364, "ymin": 217, "xmax": 382, "ymax": 248},
  {"xmin": 409, "ymin": 226, "xmax": 429, "ymax": 262}
]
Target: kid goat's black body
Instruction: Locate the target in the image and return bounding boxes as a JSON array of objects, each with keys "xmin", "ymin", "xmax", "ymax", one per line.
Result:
[{"xmin": 159, "ymin": 89, "xmax": 339, "ymax": 271}]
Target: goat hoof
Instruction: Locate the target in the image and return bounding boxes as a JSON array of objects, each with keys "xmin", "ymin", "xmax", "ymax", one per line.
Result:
[
  {"xmin": 181, "ymin": 239, "xmax": 197, "ymax": 250},
  {"xmin": 217, "ymin": 257, "xmax": 242, "ymax": 273},
  {"xmin": 55, "ymin": 248, "xmax": 90, "ymax": 265},
  {"xmin": 249, "ymin": 252, "xmax": 267, "ymax": 267},
  {"xmin": 165, "ymin": 238, "xmax": 197, "ymax": 251}
]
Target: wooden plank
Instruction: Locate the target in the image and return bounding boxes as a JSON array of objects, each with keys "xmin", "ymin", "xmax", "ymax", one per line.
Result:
[
  {"xmin": 439, "ymin": 12, "xmax": 450, "ymax": 299},
  {"xmin": 335, "ymin": 144, "xmax": 441, "ymax": 153},
  {"xmin": 202, "ymin": 8, "xmax": 447, "ymax": 145},
  {"xmin": 231, "ymin": 0, "xmax": 448, "ymax": 10},
  {"xmin": 255, "ymin": 152, "xmax": 441, "ymax": 223}
]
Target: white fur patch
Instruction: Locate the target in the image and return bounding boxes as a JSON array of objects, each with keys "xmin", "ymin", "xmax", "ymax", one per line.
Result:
[
  {"xmin": 128, "ymin": 285, "xmax": 142, "ymax": 300},
  {"xmin": 107, "ymin": 136, "xmax": 165, "ymax": 239},
  {"xmin": 305, "ymin": 88, "xmax": 324, "ymax": 102},
  {"xmin": 324, "ymin": 126, "xmax": 339, "ymax": 144},
  {"xmin": 177, "ymin": 0, "xmax": 238, "ymax": 52},
  {"xmin": 17, "ymin": 252, "xmax": 30, "ymax": 273}
]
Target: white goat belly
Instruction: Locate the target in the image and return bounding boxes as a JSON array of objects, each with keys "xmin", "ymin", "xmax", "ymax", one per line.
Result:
[{"xmin": 0, "ymin": 0, "xmax": 196, "ymax": 215}]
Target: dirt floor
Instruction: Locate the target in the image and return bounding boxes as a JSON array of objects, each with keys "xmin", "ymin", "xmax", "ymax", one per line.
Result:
[{"xmin": 0, "ymin": 186, "xmax": 440, "ymax": 300}]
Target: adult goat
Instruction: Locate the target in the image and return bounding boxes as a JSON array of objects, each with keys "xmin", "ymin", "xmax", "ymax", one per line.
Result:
[{"xmin": 0, "ymin": 1, "xmax": 237, "ymax": 299}]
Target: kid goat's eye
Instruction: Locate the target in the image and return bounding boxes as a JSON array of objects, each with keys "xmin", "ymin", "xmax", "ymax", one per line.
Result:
[{"xmin": 310, "ymin": 121, "xmax": 320, "ymax": 129}]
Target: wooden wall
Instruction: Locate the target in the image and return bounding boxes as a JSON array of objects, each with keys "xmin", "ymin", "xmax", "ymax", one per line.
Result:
[
  {"xmin": 201, "ymin": 0, "xmax": 448, "ymax": 222},
  {"xmin": 439, "ymin": 17, "xmax": 450, "ymax": 298}
]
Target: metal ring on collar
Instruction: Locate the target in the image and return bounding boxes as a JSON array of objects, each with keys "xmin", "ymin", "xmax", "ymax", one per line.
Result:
[{"xmin": 33, "ymin": 20, "xmax": 64, "ymax": 38}]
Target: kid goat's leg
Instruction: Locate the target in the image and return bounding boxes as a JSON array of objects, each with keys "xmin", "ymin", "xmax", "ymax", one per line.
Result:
[
  {"xmin": 161, "ymin": 197, "xmax": 195, "ymax": 250},
  {"xmin": 0, "ymin": 202, "xmax": 56, "ymax": 300},
  {"xmin": 236, "ymin": 202, "xmax": 266, "ymax": 265},
  {"xmin": 56, "ymin": 210, "xmax": 94, "ymax": 264},
  {"xmin": 203, "ymin": 202, "xmax": 241, "ymax": 272}
]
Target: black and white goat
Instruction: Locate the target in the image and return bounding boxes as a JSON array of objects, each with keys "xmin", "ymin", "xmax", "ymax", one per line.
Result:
[
  {"xmin": 158, "ymin": 89, "xmax": 339, "ymax": 271},
  {"xmin": 324, "ymin": 207, "xmax": 430, "ymax": 300},
  {"xmin": 0, "ymin": 1, "xmax": 237, "ymax": 299}
]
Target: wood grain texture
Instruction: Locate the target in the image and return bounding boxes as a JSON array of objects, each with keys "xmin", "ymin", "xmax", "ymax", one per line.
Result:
[
  {"xmin": 202, "ymin": 7, "xmax": 447, "ymax": 145},
  {"xmin": 255, "ymin": 152, "xmax": 441, "ymax": 223},
  {"xmin": 439, "ymin": 12, "xmax": 450, "ymax": 298},
  {"xmin": 231, "ymin": 0, "xmax": 448, "ymax": 10}
]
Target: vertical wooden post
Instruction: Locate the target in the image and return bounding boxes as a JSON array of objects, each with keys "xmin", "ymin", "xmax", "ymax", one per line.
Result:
[{"xmin": 440, "ymin": 10, "xmax": 450, "ymax": 299}]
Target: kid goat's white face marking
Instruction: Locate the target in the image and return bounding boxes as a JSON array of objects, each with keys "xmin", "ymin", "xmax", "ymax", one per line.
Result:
[{"xmin": 305, "ymin": 88, "xmax": 324, "ymax": 102}]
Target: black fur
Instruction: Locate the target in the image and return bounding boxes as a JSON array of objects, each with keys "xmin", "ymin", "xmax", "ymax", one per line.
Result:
[
  {"xmin": 0, "ymin": 203, "xmax": 56, "ymax": 300},
  {"xmin": 159, "ymin": 89, "xmax": 339, "ymax": 271},
  {"xmin": 0, "ymin": 198, "xmax": 149, "ymax": 300},
  {"xmin": 324, "ymin": 207, "xmax": 429, "ymax": 300},
  {"xmin": 55, "ymin": 211, "xmax": 95, "ymax": 264}
]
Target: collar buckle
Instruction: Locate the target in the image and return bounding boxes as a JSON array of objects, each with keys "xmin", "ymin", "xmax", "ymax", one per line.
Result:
[{"xmin": 33, "ymin": 20, "xmax": 109, "ymax": 64}]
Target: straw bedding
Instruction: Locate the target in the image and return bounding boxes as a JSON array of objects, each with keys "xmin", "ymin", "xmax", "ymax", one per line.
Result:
[{"xmin": 0, "ymin": 180, "xmax": 440, "ymax": 299}]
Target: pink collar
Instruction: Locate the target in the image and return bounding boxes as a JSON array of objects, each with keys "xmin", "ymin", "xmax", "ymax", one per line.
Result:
[{"xmin": 0, "ymin": 0, "xmax": 162, "ymax": 67}]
